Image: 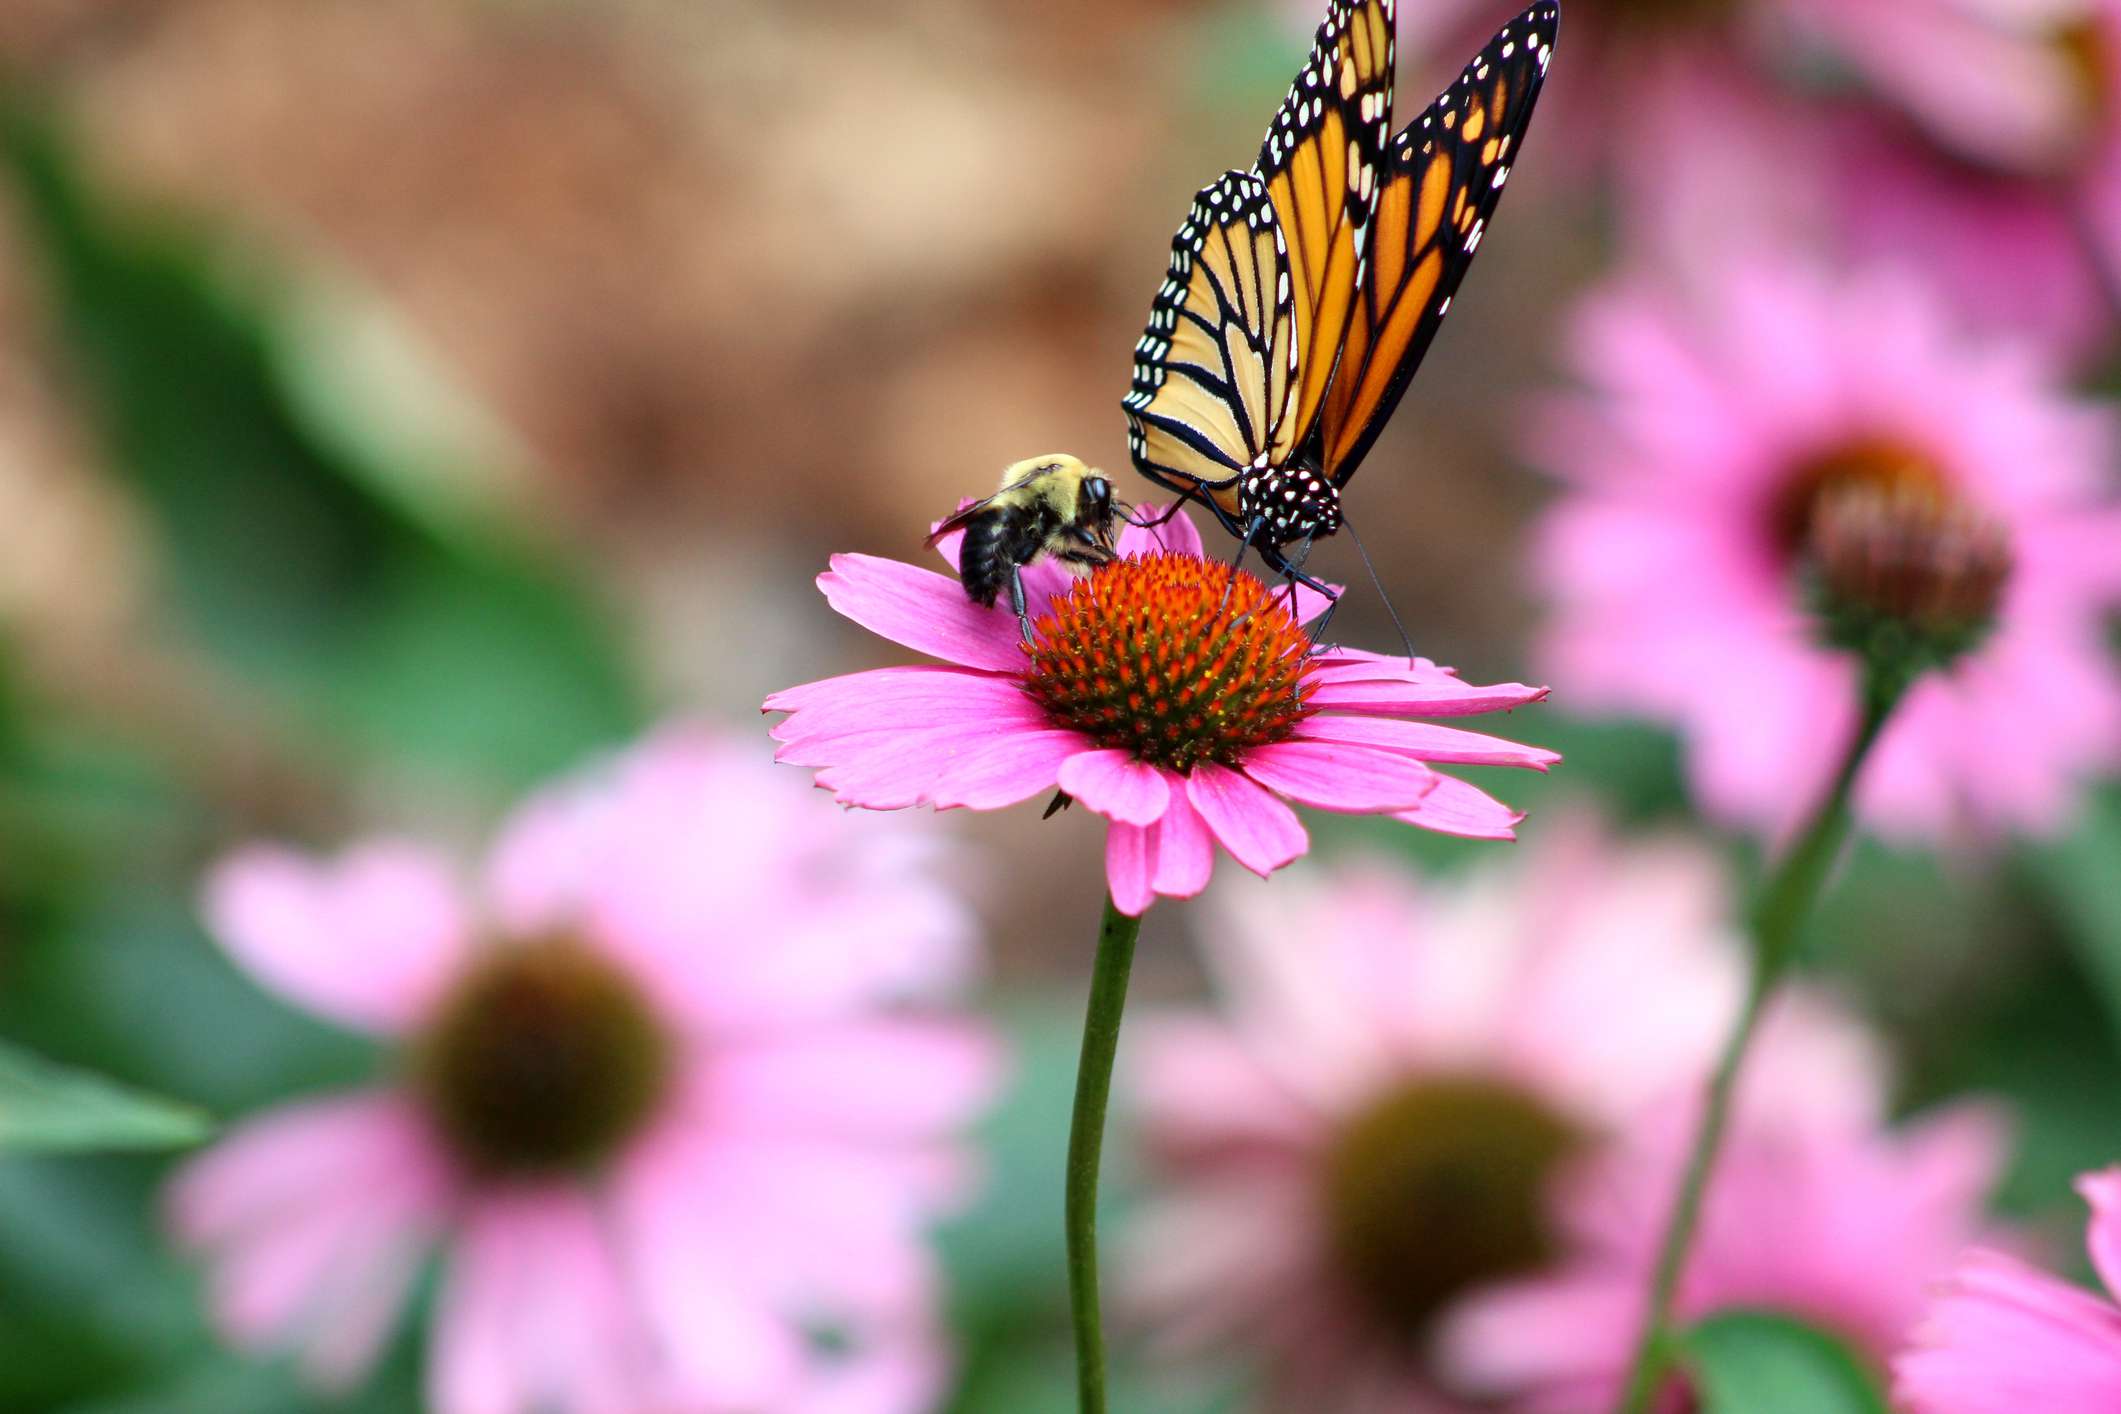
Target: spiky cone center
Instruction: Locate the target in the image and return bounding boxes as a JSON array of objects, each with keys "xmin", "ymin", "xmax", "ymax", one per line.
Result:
[
  {"xmin": 1806, "ymin": 479, "xmax": 2012, "ymax": 677},
  {"xmin": 411, "ymin": 935, "xmax": 673, "ymax": 1180},
  {"xmin": 1771, "ymin": 438, "xmax": 1954, "ymax": 558},
  {"xmin": 1318, "ymin": 1075, "xmax": 1584, "ymax": 1343},
  {"xmin": 1021, "ymin": 551, "xmax": 1317, "ymax": 773}
]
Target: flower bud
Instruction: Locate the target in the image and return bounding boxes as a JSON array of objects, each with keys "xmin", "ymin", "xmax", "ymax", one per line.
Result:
[{"xmin": 1806, "ymin": 480, "xmax": 2011, "ymax": 676}]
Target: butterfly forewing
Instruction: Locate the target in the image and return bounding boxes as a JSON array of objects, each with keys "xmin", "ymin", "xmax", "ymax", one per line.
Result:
[
  {"xmin": 1319, "ymin": 0, "xmax": 1556, "ymax": 484},
  {"xmin": 1125, "ymin": 169, "xmax": 1297, "ymax": 515},
  {"xmin": 1256, "ymin": 0, "xmax": 1396, "ymax": 463}
]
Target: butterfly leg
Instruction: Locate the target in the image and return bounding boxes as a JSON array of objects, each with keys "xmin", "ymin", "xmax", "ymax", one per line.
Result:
[
  {"xmin": 1009, "ymin": 565, "xmax": 1035, "ymax": 647},
  {"xmin": 1255, "ymin": 539, "xmax": 1341, "ymax": 650},
  {"xmin": 1216, "ymin": 516, "xmax": 1267, "ymax": 617}
]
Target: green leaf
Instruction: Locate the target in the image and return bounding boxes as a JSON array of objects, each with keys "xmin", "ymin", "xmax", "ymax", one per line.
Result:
[
  {"xmin": 0, "ymin": 1041, "xmax": 210, "ymax": 1152},
  {"xmin": 2023, "ymin": 786, "xmax": 2121, "ymax": 1039},
  {"xmin": 1679, "ymin": 1309, "xmax": 1889, "ymax": 1414}
]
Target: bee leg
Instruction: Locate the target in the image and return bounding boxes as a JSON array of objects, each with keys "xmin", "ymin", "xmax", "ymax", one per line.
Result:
[
  {"xmin": 1042, "ymin": 790, "xmax": 1073, "ymax": 818},
  {"xmin": 1010, "ymin": 564, "xmax": 1034, "ymax": 647}
]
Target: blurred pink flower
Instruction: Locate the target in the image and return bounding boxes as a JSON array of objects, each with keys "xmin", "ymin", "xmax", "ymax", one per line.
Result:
[
  {"xmin": 169, "ymin": 727, "xmax": 999, "ymax": 1414},
  {"xmin": 764, "ymin": 508, "xmax": 1555, "ymax": 916},
  {"xmin": 1533, "ymin": 259, "xmax": 2121, "ymax": 841},
  {"xmin": 1386, "ymin": 0, "xmax": 2073, "ymax": 178},
  {"xmin": 1439, "ymin": 1098, "xmax": 2011, "ymax": 1410},
  {"xmin": 1895, "ymin": 1167, "xmax": 2121, "ymax": 1412},
  {"xmin": 1122, "ymin": 819, "xmax": 1883, "ymax": 1410}
]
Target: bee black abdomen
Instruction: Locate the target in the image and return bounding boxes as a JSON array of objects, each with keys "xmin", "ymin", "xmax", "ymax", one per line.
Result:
[{"xmin": 956, "ymin": 511, "xmax": 1041, "ymax": 607}]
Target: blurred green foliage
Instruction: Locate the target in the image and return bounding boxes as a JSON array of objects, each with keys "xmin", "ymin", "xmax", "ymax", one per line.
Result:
[
  {"xmin": 1680, "ymin": 1309, "xmax": 1889, "ymax": 1414},
  {"xmin": 1, "ymin": 107, "xmax": 645, "ymax": 795},
  {"xmin": 0, "ymin": 1040, "xmax": 208, "ymax": 1152}
]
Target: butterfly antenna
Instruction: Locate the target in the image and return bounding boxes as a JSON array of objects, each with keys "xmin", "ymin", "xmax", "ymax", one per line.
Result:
[
  {"xmin": 1124, "ymin": 484, "xmax": 1202, "ymax": 532},
  {"xmin": 1340, "ymin": 512, "xmax": 1418, "ymax": 663}
]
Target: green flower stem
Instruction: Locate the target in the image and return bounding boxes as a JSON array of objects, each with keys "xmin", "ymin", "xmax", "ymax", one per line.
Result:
[
  {"xmin": 1615, "ymin": 672, "xmax": 1905, "ymax": 1414},
  {"xmin": 1066, "ymin": 894, "xmax": 1143, "ymax": 1414}
]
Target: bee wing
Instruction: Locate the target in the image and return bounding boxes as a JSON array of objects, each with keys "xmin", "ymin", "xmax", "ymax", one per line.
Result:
[{"xmin": 923, "ymin": 496, "xmax": 995, "ymax": 549}]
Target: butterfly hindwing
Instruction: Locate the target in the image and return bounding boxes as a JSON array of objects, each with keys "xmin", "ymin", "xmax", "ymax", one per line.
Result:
[
  {"xmin": 1256, "ymin": 0, "xmax": 1396, "ymax": 463},
  {"xmin": 1125, "ymin": 169, "xmax": 1297, "ymax": 522},
  {"xmin": 1318, "ymin": 0, "xmax": 1556, "ymax": 484}
]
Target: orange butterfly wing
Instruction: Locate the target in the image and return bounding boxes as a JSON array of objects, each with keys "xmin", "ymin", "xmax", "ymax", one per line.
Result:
[
  {"xmin": 1126, "ymin": 0, "xmax": 1394, "ymax": 517},
  {"xmin": 1319, "ymin": 1, "xmax": 1557, "ymax": 484}
]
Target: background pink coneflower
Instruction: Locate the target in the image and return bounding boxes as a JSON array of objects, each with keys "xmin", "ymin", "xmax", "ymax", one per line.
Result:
[
  {"xmin": 168, "ymin": 726, "xmax": 999, "ymax": 1414},
  {"xmin": 1121, "ymin": 818, "xmax": 1884, "ymax": 1410},
  {"xmin": 1530, "ymin": 258, "xmax": 2121, "ymax": 841},
  {"xmin": 1895, "ymin": 1166, "xmax": 2121, "ymax": 1412}
]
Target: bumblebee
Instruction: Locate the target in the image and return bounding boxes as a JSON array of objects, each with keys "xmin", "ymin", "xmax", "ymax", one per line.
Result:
[{"xmin": 928, "ymin": 455, "xmax": 1121, "ymax": 644}]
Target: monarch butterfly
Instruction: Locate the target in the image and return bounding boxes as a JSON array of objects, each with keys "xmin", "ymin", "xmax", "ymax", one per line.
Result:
[{"xmin": 1123, "ymin": 0, "xmax": 1557, "ymax": 596}]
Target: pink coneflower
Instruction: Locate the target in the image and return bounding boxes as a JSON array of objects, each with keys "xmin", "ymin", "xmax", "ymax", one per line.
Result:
[
  {"xmin": 168, "ymin": 727, "xmax": 999, "ymax": 1414},
  {"xmin": 1532, "ymin": 258, "xmax": 2121, "ymax": 841},
  {"xmin": 1440, "ymin": 1098, "xmax": 2011, "ymax": 1410},
  {"xmin": 1894, "ymin": 1167, "xmax": 2121, "ymax": 1412},
  {"xmin": 1122, "ymin": 820, "xmax": 1884, "ymax": 1410},
  {"xmin": 764, "ymin": 508, "xmax": 1556, "ymax": 917}
]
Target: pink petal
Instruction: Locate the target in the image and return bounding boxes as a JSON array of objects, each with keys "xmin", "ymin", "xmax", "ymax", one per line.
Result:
[
  {"xmin": 203, "ymin": 845, "xmax": 469, "ymax": 1035},
  {"xmin": 608, "ymin": 1147, "xmax": 811, "ymax": 1403},
  {"xmin": 1118, "ymin": 504, "xmax": 1204, "ymax": 559},
  {"xmin": 168, "ymin": 1092, "xmax": 448, "ymax": 1391},
  {"xmin": 1151, "ymin": 793, "xmax": 1216, "ymax": 900},
  {"xmin": 1306, "ymin": 656, "xmax": 1550, "ymax": 716},
  {"xmin": 1239, "ymin": 740, "xmax": 1436, "ymax": 812},
  {"xmin": 818, "ymin": 554, "xmax": 1025, "ymax": 673},
  {"xmin": 2079, "ymin": 1168, "xmax": 2121, "ymax": 1301},
  {"xmin": 709, "ymin": 1022, "xmax": 1003, "ymax": 1139},
  {"xmin": 1393, "ymin": 772, "xmax": 1525, "ymax": 840},
  {"xmin": 430, "ymin": 1190, "xmax": 654, "ymax": 1414},
  {"xmin": 1105, "ymin": 821, "xmax": 1159, "ymax": 916},
  {"xmin": 790, "ymin": 727, "xmax": 1000, "ymax": 811},
  {"xmin": 1895, "ymin": 1248, "xmax": 2121, "ymax": 1414},
  {"xmin": 1297, "ymin": 716, "xmax": 1561, "ymax": 771},
  {"xmin": 1057, "ymin": 750, "xmax": 1173, "ymax": 826},
  {"xmin": 929, "ymin": 729, "xmax": 1085, "ymax": 810},
  {"xmin": 1186, "ymin": 764, "xmax": 1308, "ymax": 877},
  {"xmin": 764, "ymin": 666, "xmax": 1039, "ymax": 733}
]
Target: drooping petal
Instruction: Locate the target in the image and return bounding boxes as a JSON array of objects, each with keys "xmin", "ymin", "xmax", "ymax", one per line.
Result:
[
  {"xmin": 1296, "ymin": 715, "xmax": 1562, "ymax": 771},
  {"xmin": 203, "ymin": 845, "xmax": 470, "ymax": 1034},
  {"xmin": 1058, "ymin": 749, "xmax": 1173, "ymax": 826},
  {"xmin": 1105, "ymin": 820, "xmax": 1160, "ymax": 916},
  {"xmin": 169, "ymin": 1092, "xmax": 450, "ymax": 1392},
  {"xmin": 1238, "ymin": 740, "xmax": 1436, "ymax": 812},
  {"xmin": 430, "ymin": 1189, "xmax": 660, "ymax": 1414},
  {"xmin": 606, "ymin": 1145, "xmax": 811, "ymax": 1405},
  {"xmin": 1151, "ymin": 791, "xmax": 1216, "ymax": 900},
  {"xmin": 818, "ymin": 554, "xmax": 1026, "ymax": 673},
  {"xmin": 1186, "ymin": 764, "xmax": 1308, "ymax": 877},
  {"xmin": 1392, "ymin": 772, "xmax": 1526, "ymax": 840}
]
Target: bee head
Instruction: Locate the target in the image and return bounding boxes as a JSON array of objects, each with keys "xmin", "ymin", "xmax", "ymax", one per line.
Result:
[{"xmin": 1081, "ymin": 473, "xmax": 1120, "ymax": 550}]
